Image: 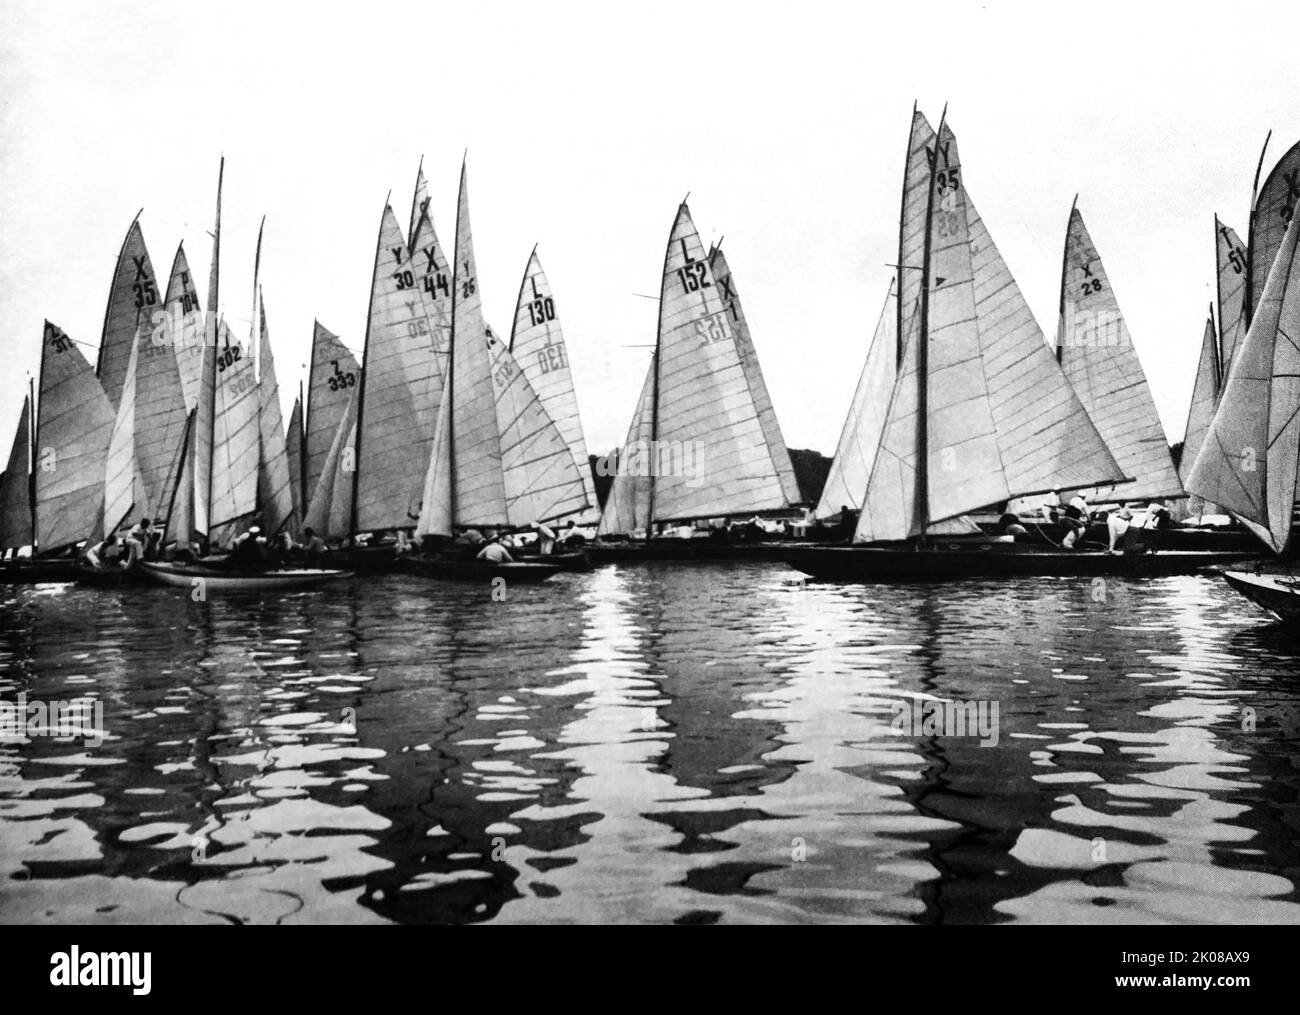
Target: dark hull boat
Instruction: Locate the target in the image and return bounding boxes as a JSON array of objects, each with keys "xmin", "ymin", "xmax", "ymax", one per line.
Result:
[
  {"xmin": 74, "ymin": 561, "xmax": 152, "ymax": 588},
  {"xmin": 0, "ymin": 558, "xmax": 79, "ymax": 584},
  {"xmin": 1220, "ymin": 570, "xmax": 1300, "ymax": 622},
  {"xmin": 785, "ymin": 543, "xmax": 1256, "ymax": 583},
  {"xmin": 400, "ymin": 554, "xmax": 563, "ymax": 583},
  {"xmin": 587, "ymin": 540, "xmax": 816, "ymax": 565},
  {"xmin": 511, "ymin": 549, "xmax": 592, "ymax": 571},
  {"xmin": 139, "ymin": 560, "xmax": 352, "ymax": 591},
  {"xmin": 979, "ymin": 520, "xmax": 1256, "ymax": 553}
]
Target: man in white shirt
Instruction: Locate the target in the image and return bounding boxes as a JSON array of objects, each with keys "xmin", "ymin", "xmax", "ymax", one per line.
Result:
[{"xmin": 476, "ymin": 537, "xmax": 514, "ymax": 564}]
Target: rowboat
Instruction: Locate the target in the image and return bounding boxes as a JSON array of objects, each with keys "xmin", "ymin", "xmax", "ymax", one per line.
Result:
[
  {"xmin": 139, "ymin": 560, "xmax": 351, "ymax": 591},
  {"xmin": 399, "ymin": 555, "xmax": 562, "ymax": 583}
]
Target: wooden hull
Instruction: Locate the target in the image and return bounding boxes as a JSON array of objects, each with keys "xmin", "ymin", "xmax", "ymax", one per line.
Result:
[
  {"xmin": 0, "ymin": 559, "xmax": 79, "ymax": 584},
  {"xmin": 587, "ymin": 540, "xmax": 817, "ymax": 565},
  {"xmin": 400, "ymin": 556, "xmax": 563, "ymax": 583},
  {"xmin": 73, "ymin": 562, "xmax": 152, "ymax": 588},
  {"xmin": 139, "ymin": 561, "xmax": 353, "ymax": 591},
  {"xmin": 1221, "ymin": 570, "xmax": 1300, "ymax": 622},
  {"xmin": 511, "ymin": 550, "xmax": 592, "ymax": 572},
  {"xmin": 784, "ymin": 544, "xmax": 1258, "ymax": 582}
]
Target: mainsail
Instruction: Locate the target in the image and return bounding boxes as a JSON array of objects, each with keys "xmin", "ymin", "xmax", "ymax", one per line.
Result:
[
  {"xmin": 209, "ymin": 320, "xmax": 259, "ymax": 532},
  {"xmin": 350, "ymin": 206, "xmax": 443, "ymax": 534},
  {"xmin": 897, "ymin": 106, "xmax": 936, "ymax": 365},
  {"xmin": 1186, "ymin": 200, "xmax": 1300, "ymax": 553},
  {"xmin": 708, "ymin": 244, "xmax": 801, "ymax": 506},
  {"xmin": 598, "ymin": 203, "xmax": 797, "ymax": 532},
  {"xmin": 508, "ymin": 247, "xmax": 599, "ymax": 522},
  {"xmin": 162, "ymin": 244, "xmax": 206, "ymax": 413},
  {"xmin": 1247, "ymin": 138, "xmax": 1300, "ymax": 326},
  {"xmin": 0, "ymin": 397, "xmax": 33, "ymax": 551},
  {"xmin": 1056, "ymin": 204, "xmax": 1182, "ymax": 503},
  {"xmin": 255, "ymin": 294, "xmax": 296, "ymax": 534},
  {"xmin": 304, "ymin": 322, "xmax": 359, "ymax": 510},
  {"xmin": 444, "ymin": 161, "xmax": 508, "ymax": 527},
  {"xmin": 35, "ymin": 322, "xmax": 116, "ymax": 551},
  {"xmin": 1215, "ymin": 218, "xmax": 1249, "ymax": 376},
  {"xmin": 854, "ymin": 116, "xmax": 1126, "ymax": 543},
  {"xmin": 815, "ymin": 282, "xmax": 897, "ymax": 518},
  {"xmin": 97, "ymin": 216, "xmax": 158, "ymax": 411},
  {"xmin": 286, "ymin": 393, "xmax": 304, "ymax": 523}
]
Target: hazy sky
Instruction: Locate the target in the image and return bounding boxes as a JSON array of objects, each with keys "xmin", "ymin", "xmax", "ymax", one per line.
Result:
[{"xmin": 2, "ymin": 0, "xmax": 1299, "ymax": 464}]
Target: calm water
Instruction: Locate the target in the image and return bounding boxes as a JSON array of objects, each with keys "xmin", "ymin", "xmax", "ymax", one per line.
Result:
[{"xmin": 2, "ymin": 564, "xmax": 1300, "ymax": 924}]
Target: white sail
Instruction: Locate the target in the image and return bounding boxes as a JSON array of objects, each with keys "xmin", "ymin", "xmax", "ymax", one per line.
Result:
[
  {"xmin": 209, "ymin": 321, "xmax": 259, "ymax": 533},
  {"xmin": 103, "ymin": 335, "xmax": 143, "ymax": 535},
  {"xmin": 897, "ymin": 107, "xmax": 937, "ymax": 365},
  {"xmin": 487, "ymin": 328, "xmax": 591, "ymax": 525},
  {"xmin": 508, "ymin": 248, "xmax": 599, "ymax": 522},
  {"xmin": 304, "ymin": 321, "xmax": 359, "ymax": 511},
  {"xmin": 408, "ymin": 158, "xmax": 431, "ymax": 254},
  {"xmin": 35, "ymin": 322, "xmax": 116, "ymax": 551},
  {"xmin": 162, "ymin": 244, "xmax": 206, "ymax": 413},
  {"xmin": 608, "ymin": 203, "xmax": 796, "ymax": 526},
  {"xmin": 708, "ymin": 244, "xmax": 802, "ymax": 506},
  {"xmin": 1248, "ymin": 139, "xmax": 1300, "ymax": 324},
  {"xmin": 409, "ymin": 209, "xmax": 452, "ymax": 396},
  {"xmin": 303, "ymin": 389, "xmax": 358, "ymax": 540},
  {"xmin": 1215, "ymin": 217, "xmax": 1249, "ymax": 377},
  {"xmin": 352, "ymin": 206, "xmax": 443, "ymax": 533},
  {"xmin": 815, "ymin": 282, "xmax": 897, "ymax": 518},
  {"xmin": 595, "ymin": 362, "xmax": 655, "ymax": 537},
  {"xmin": 1056, "ymin": 205, "xmax": 1182, "ymax": 503},
  {"xmin": 0, "ymin": 397, "xmax": 33, "ymax": 550},
  {"xmin": 447, "ymin": 161, "xmax": 509, "ymax": 526},
  {"xmin": 97, "ymin": 217, "xmax": 159, "ymax": 411},
  {"xmin": 255, "ymin": 295, "xmax": 296, "ymax": 535},
  {"xmin": 966, "ymin": 192, "xmax": 1124, "ymax": 496},
  {"xmin": 1180, "ymin": 314, "xmax": 1220, "ymax": 490},
  {"xmin": 164, "ymin": 412, "xmax": 195, "ymax": 548},
  {"xmin": 286, "ymin": 394, "xmax": 304, "ymax": 523},
  {"xmin": 1187, "ymin": 202, "xmax": 1300, "ymax": 552},
  {"xmin": 414, "ymin": 376, "xmax": 453, "ymax": 539}
]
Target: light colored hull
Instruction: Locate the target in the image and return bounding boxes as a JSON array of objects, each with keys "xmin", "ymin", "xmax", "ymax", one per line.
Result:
[
  {"xmin": 1221, "ymin": 570, "xmax": 1300, "ymax": 622},
  {"xmin": 139, "ymin": 561, "xmax": 352, "ymax": 591}
]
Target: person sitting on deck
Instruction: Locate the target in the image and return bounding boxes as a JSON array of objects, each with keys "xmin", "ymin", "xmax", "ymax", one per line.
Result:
[
  {"xmin": 1058, "ymin": 494, "xmax": 1090, "ymax": 550},
  {"xmin": 84, "ymin": 534, "xmax": 123, "ymax": 568},
  {"xmin": 229, "ymin": 525, "xmax": 268, "ymax": 566},
  {"xmin": 267, "ymin": 530, "xmax": 296, "ymax": 565},
  {"xmin": 301, "ymin": 527, "xmax": 327, "ymax": 561},
  {"xmin": 120, "ymin": 521, "xmax": 148, "ymax": 567},
  {"xmin": 533, "ymin": 521, "xmax": 558, "ymax": 556},
  {"xmin": 1107, "ymin": 504, "xmax": 1160, "ymax": 554},
  {"xmin": 995, "ymin": 501, "xmax": 1028, "ymax": 538},
  {"xmin": 476, "ymin": 535, "xmax": 514, "ymax": 564},
  {"xmin": 561, "ymin": 519, "xmax": 586, "ymax": 548}
]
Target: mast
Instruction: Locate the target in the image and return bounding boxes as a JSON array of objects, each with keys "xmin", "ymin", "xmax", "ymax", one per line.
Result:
[
  {"xmin": 27, "ymin": 374, "xmax": 35, "ymax": 551},
  {"xmin": 915, "ymin": 108, "xmax": 946, "ymax": 547},
  {"xmin": 1209, "ymin": 300, "xmax": 1222, "ymax": 392},
  {"xmin": 347, "ymin": 194, "xmax": 390, "ymax": 544},
  {"xmin": 896, "ymin": 101, "xmax": 918, "ymax": 367},
  {"xmin": 298, "ymin": 377, "xmax": 306, "ymax": 512},
  {"xmin": 204, "ymin": 157, "xmax": 224, "ymax": 544},
  {"xmin": 1244, "ymin": 130, "xmax": 1272, "ymax": 331}
]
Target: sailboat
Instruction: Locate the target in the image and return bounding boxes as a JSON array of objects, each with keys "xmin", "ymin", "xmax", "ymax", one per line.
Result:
[
  {"xmin": 406, "ymin": 159, "xmax": 589, "ymax": 581},
  {"xmin": 508, "ymin": 247, "xmax": 600, "ymax": 525},
  {"xmin": 1178, "ymin": 310, "xmax": 1221, "ymax": 513},
  {"xmin": 0, "ymin": 392, "xmax": 59, "ymax": 581},
  {"xmin": 787, "ymin": 111, "xmax": 1254, "ymax": 582},
  {"xmin": 591, "ymin": 200, "xmax": 800, "ymax": 561},
  {"xmin": 1187, "ymin": 188, "xmax": 1300, "ymax": 619},
  {"xmin": 139, "ymin": 164, "xmax": 348, "ymax": 590}
]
